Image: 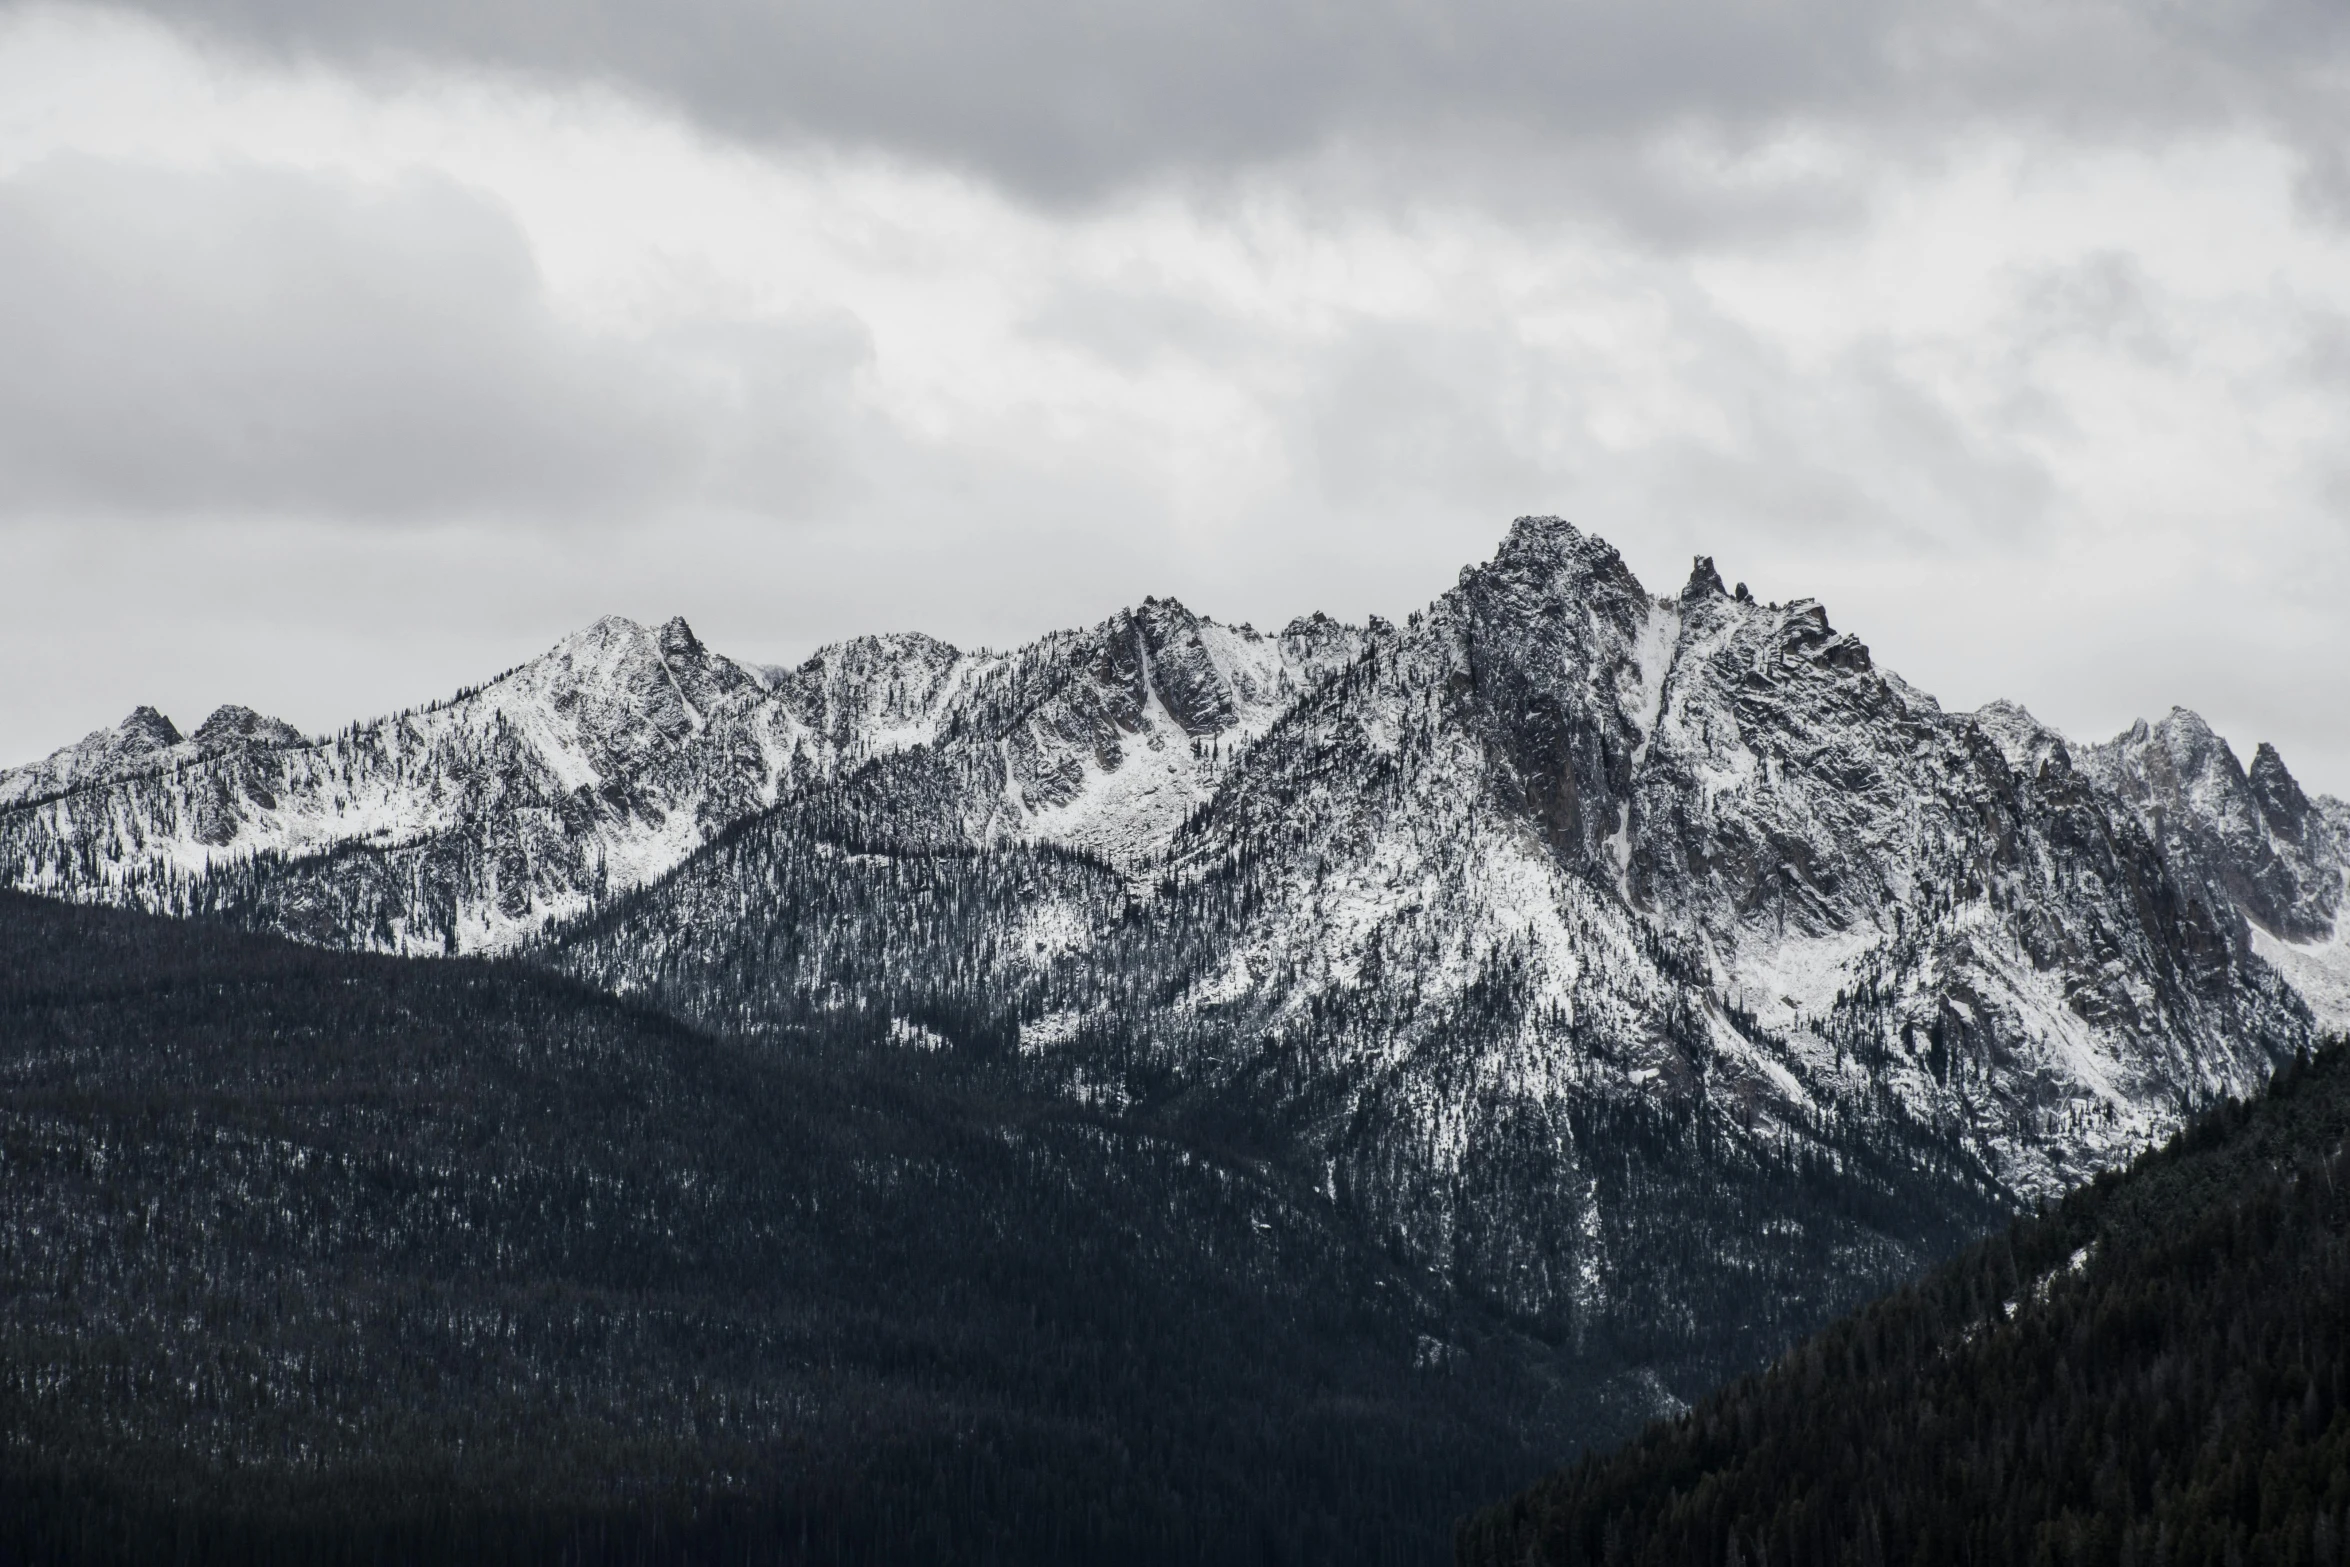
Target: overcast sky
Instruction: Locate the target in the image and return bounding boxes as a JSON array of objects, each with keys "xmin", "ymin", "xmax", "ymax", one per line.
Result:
[{"xmin": 2, "ymin": 0, "xmax": 2347, "ymax": 792}]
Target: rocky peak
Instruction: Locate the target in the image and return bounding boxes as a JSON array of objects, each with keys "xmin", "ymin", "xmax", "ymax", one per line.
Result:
[
  {"xmin": 1277, "ymin": 612, "xmax": 1370, "ymax": 688},
  {"xmin": 1454, "ymin": 516, "xmax": 1649, "ymax": 633},
  {"xmin": 119, "ymin": 706, "xmax": 185, "ymax": 751},
  {"xmin": 1481, "ymin": 516, "xmax": 1638, "ymax": 594},
  {"xmin": 1115, "ymin": 598, "xmax": 1246, "ymax": 738},
  {"xmin": 544, "ymin": 615, "xmax": 654, "ymax": 679},
  {"xmin": 2248, "ymin": 742, "xmax": 2313, "ymax": 845},
  {"xmin": 0, "ymin": 705, "xmax": 190, "ymax": 808},
  {"xmin": 1681, "ymin": 557, "xmax": 1727, "ymax": 602},
  {"xmin": 1130, "ymin": 594, "xmax": 1197, "ymax": 626},
  {"xmin": 1972, "ymin": 700, "xmax": 2068, "ymax": 778},
  {"xmin": 797, "ymin": 632, "xmax": 965, "ymax": 690},
  {"xmin": 2085, "ymin": 709, "xmax": 2339, "ymax": 943},
  {"xmin": 530, "ymin": 615, "xmax": 702, "ymax": 746},
  {"xmin": 654, "ymin": 615, "xmax": 759, "ymax": 715},
  {"xmin": 2088, "ymin": 709, "xmax": 2252, "ymax": 832},
  {"xmin": 655, "ymin": 615, "xmax": 707, "ymax": 664},
  {"xmin": 785, "ymin": 632, "xmax": 973, "ymax": 753},
  {"xmin": 191, "ymin": 705, "xmax": 302, "ymax": 750}
]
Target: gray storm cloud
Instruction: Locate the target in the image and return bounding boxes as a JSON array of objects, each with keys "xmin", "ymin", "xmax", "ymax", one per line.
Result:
[
  {"xmin": 0, "ymin": 156, "xmax": 869, "ymax": 521},
  {"xmin": 95, "ymin": 0, "xmax": 2350, "ymax": 213}
]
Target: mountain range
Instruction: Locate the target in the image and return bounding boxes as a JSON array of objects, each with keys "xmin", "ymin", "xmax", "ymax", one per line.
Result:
[{"xmin": 5, "ymin": 516, "xmax": 2345, "ymax": 1428}]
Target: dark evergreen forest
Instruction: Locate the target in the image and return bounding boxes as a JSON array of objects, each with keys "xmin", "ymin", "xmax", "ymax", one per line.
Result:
[
  {"xmin": 0, "ymin": 890, "xmax": 1575, "ymax": 1565},
  {"xmin": 1460, "ymin": 1038, "xmax": 2350, "ymax": 1567},
  {"xmin": 548, "ymin": 800, "xmax": 2011, "ymax": 1419},
  {"xmin": 13, "ymin": 866, "xmax": 2342, "ymax": 1567}
]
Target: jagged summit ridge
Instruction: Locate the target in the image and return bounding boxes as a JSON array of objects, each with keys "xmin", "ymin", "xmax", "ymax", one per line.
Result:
[
  {"xmin": 4, "ymin": 517, "xmax": 2345, "ymax": 1084},
  {"xmin": 0, "ymin": 597, "xmax": 1363, "ymax": 947},
  {"xmin": 0, "ymin": 702, "xmax": 305, "ymax": 810}
]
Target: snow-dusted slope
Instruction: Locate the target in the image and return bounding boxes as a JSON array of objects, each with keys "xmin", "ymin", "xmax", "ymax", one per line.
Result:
[
  {"xmin": 0, "ymin": 615, "xmax": 813, "ymax": 949},
  {"xmin": 0, "ymin": 603, "xmax": 1358, "ymax": 950},
  {"xmin": 0, "ymin": 704, "xmax": 293, "ymax": 809},
  {"xmin": 793, "ymin": 597, "xmax": 1368, "ymax": 866}
]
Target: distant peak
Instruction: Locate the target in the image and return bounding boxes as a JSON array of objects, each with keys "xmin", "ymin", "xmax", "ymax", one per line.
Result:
[
  {"xmin": 193, "ymin": 705, "xmax": 301, "ymax": 748},
  {"xmin": 2137, "ymin": 708, "xmax": 2225, "ymax": 755},
  {"xmin": 657, "ymin": 615, "xmax": 706, "ymax": 660},
  {"xmin": 2111, "ymin": 709, "xmax": 2245, "ymax": 786},
  {"xmin": 572, "ymin": 614, "xmax": 652, "ymax": 646},
  {"xmin": 1466, "ymin": 517, "xmax": 1651, "ymax": 608},
  {"xmin": 798, "ymin": 630, "xmax": 965, "ymax": 680},
  {"xmin": 1489, "ymin": 516, "xmax": 1612, "ymax": 576},
  {"xmin": 1681, "ymin": 557, "xmax": 1726, "ymax": 602},
  {"xmin": 1503, "ymin": 514, "xmax": 1582, "ymax": 548},
  {"xmin": 1973, "ymin": 700, "xmax": 2067, "ymax": 775},
  {"xmin": 2248, "ymin": 742, "xmax": 2312, "ymax": 838},
  {"xmin": 119, "ymin": 706, "xmax": 183, "ymax": 748}
]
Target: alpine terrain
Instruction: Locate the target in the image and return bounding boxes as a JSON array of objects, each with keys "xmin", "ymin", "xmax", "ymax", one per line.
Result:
[{"xmin": 4, "ymin": 517, "xmax": 2345, "ymax": 1457}]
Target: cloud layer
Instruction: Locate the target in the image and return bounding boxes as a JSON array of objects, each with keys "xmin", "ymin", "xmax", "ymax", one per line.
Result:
[
  {"xmin": 106, "ymin": 0, "xmax": 2350, "ymax": 220},
  {"xmin": 0, "ymin": 154, "xmax": 887, "ymax": 521},
  {"xmin": 0, "ymin": 4, "xmax": 2345, "ymax": 799}
]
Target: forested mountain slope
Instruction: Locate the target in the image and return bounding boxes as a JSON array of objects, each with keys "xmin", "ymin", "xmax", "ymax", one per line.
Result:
[
  {"xmin": 0, "ymin": 890, "xmax": 1576, "ymax": 1565},
  {"xmin": 550, "ymin": 809, "xmax": 2013, "ymax": 1424},
  {"xmin": 1459, "ymin": 1037, "xmax": 2350, "ymax": 1567}
]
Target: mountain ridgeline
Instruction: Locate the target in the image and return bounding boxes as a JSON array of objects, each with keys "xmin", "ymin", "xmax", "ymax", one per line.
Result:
[{"xmin": 3, "ymin": 518, "xmax": 2347, "ymax": 1554}]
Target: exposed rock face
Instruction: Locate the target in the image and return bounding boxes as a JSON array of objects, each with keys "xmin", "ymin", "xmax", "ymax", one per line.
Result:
[
  {"xmin": 2063, "ymin": 714, "xmax": 2350, "ymax": 1034},
  {"xmin": 2080, "ymin": 710, "xmax": 2346, "ymax": 944},
  {"xmin": 790, "ymin": 596, "xmax": 1363, "ymax": 865},
  {"xmin": 189, "ymin": 705, "xmax": 304, "ymax": 750},
  {"xmin": 1131, "ymin": 519, "xmax": 2311, "ymax": 1205}
]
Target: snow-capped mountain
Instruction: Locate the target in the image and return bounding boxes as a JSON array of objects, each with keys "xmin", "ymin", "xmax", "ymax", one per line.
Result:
[
  {"xmin": 0, "ymin": 703, "xmax": 299, "ymax": 810},
  {"xmin": 528, "ymin": 522, "xmax": 2338, "ymax": 1403},
  {"xmin": 0, "ymin": 601, "xmax": 1349, "ymax": 950},
  {"xmin": 2079, "ymin": 709, "xmax": 2350, "ymax": 1029},
  {"xmin": 6, "ymin": 520, "xmax": 2344, "ymax": 1400},
  {"xmin": 6, "ymin": 520, "xmax": 2339, "ymax": 1089}
]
